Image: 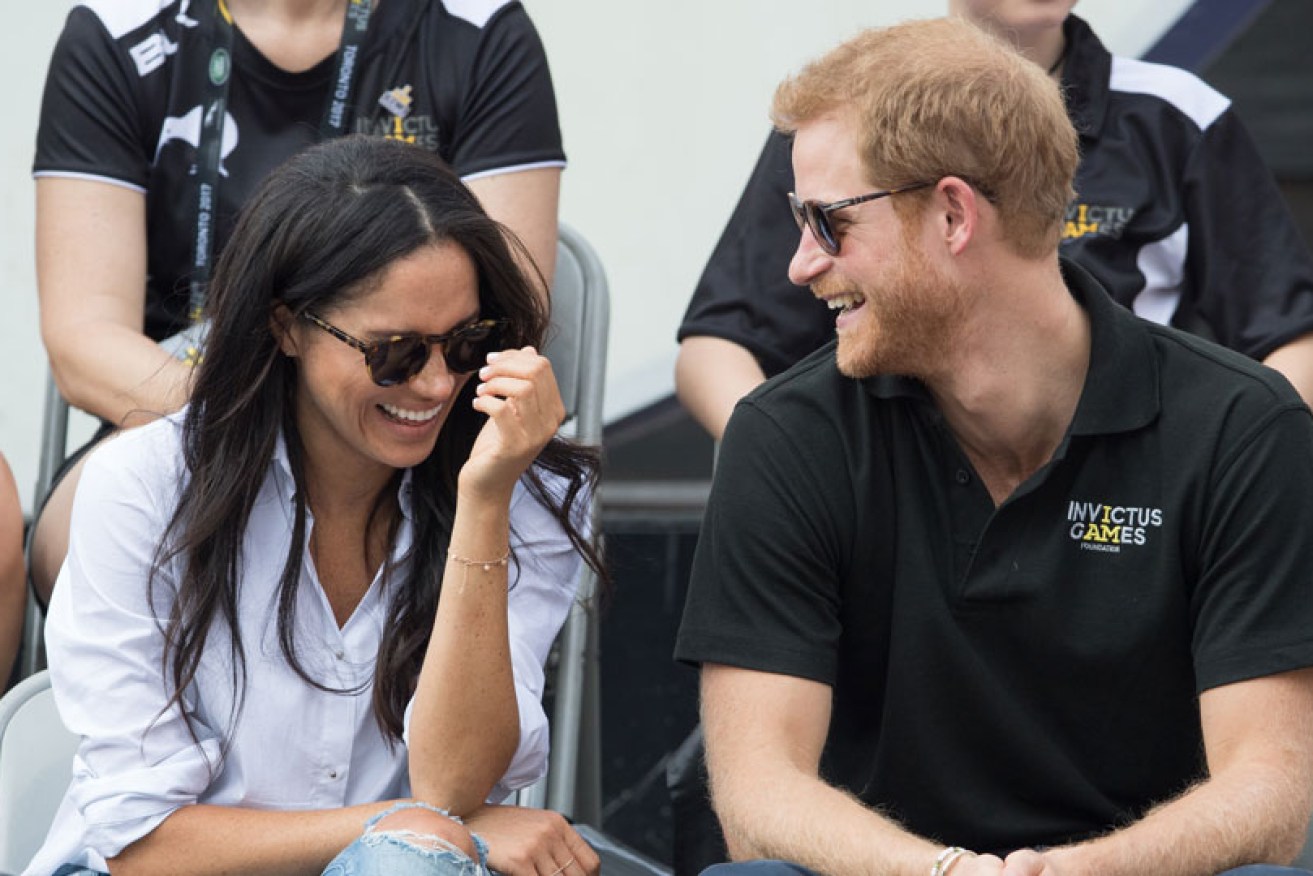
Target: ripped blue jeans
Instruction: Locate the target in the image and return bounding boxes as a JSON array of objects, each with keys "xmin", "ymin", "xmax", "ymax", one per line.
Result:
[{"xmin": 322, "ymin": 801, "xmax": 491, "ymax": 876}]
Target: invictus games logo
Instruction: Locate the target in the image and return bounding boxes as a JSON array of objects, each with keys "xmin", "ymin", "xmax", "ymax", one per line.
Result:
[
  {"xmin": 358, "ymin": 86, "xmax": 440, "ymax": 150},
  {"xmin": 378, "ymin": 85, "xmax": 414, "ymax": 119},
  {"xmin": 1067, "ymin": 500, "xmax": 1163, "ymax": 554},
  {"xmin": 1062, "ymin": 203, "xmax": 1135, "ymax": 242}
]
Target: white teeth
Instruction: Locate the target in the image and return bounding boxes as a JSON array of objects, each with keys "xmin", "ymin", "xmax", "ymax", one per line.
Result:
[
  {"xmin": 824, "ymin": 293, "xmax": 866, "ymax": 312},
  {"xmin": 381, "ymin": 403, "xmax": 442, "ymax": 423}
]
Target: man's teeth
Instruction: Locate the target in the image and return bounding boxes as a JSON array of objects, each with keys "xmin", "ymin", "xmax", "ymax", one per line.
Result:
[
  {"xmin": 381, "ymin": 403, "xmax": 442, "ymax": 423},
  {"xmin": 826, "ymin": 293, "xmax": 866, "ymax": 312}
]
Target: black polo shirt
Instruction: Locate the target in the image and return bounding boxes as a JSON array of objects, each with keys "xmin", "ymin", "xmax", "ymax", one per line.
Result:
[{"xmin": 675, "ymin": 261, "xmax": 1313, "ymax": 853}]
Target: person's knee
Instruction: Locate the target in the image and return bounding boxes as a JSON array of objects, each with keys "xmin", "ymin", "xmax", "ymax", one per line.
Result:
[
  {"xmin": 370, "ymin": 804, "xmax": 479, "ymax": 860},
  {"xmin": 324, "ymin": 803, "xmax": 484, "ymax": 876}
]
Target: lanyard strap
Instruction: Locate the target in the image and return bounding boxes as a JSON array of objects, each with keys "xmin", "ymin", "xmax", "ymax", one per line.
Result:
[{"xmin": 188, "ymin": 0, "xmax": 373, "ymax": 323}]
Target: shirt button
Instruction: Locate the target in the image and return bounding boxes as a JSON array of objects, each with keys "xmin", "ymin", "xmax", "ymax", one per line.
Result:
[
  {"xmin": 955, "ymin": 469, "xmax": 971, "ymax": 485},
  {"xmin": 334, "ymin": 649, "xmax": 345, "ymax": 660},
  {"xmin": 329, "ymin": 770, "xmax": 339, "ymax": 779}
]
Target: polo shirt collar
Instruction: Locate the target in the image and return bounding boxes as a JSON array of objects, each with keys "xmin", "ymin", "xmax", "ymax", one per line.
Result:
[
  {"xmin": 1062, "ymin": 257, "xmax": 1160, "ymax": 435},
  {"xmin": 861, "ymin": 257, "xmax": 1160, "ymax": 437},
  {"xmin": 1060, "ymin": 14, "xmax": 1112, "ymax": 143}
]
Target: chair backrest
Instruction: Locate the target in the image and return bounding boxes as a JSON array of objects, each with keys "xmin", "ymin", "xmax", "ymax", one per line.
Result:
[
  {"xmin": 517, "ymin": 224, "xmax": 609, "ymax": 824},
  {"xmin": 0, "ymin": 670, "xmax": 77, "ymax": 874},
  {"xmin": 543, "ymin": 223, "xmax": 610, "ymax": 446}
]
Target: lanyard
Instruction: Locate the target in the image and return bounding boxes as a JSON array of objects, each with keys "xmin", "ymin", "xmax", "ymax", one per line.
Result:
[{"xmin": 187, "ymin": 0, "xmax": 374, "ymax": 325}]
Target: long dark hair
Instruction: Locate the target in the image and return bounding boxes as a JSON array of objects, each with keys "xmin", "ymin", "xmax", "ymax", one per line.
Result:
[{"xmin": 151, "ymin": 135, "xmax": 604, "ymax": 746}]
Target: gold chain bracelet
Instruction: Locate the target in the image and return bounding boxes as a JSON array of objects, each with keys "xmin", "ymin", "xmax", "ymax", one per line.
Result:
[{"xmin": 447, "ymin": 550, "xmax": 510, "ymax": 592}]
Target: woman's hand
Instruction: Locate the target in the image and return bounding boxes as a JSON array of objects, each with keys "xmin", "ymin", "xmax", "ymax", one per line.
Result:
[
  {"xmin": 461, "ymin": 346, "xmax": 565, "ymax": 501},
  {"xmin": 464, "ymin": 805, "xmax": 600, "ymax": 876}
]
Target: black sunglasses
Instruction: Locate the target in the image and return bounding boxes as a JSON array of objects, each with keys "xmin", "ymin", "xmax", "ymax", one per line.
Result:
[
  {"xmin": 787, "ymin": 181, "xmax": 934, "ymax": 255},
  {"xmin": 303, "ymin": 311, "xmax": 506, "ymax": 386}
]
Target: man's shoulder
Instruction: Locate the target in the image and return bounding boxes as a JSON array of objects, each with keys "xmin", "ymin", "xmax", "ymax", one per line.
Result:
[
  {"xmin": 742, "ymin": 340, "xmax": 852, "ymax": 412},
  {"xmin": 1145, "ymin": 323, "xmax": 1309, "ymax": 444},
  {"xmin": 1150, "ymin": 321, "xmax": 1301, "ymax": 400}
]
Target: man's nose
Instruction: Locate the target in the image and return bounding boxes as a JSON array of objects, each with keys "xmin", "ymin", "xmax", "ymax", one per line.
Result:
[{"xmin": 788, "ymin": 225, "xmax": 833, "ymax": 287}]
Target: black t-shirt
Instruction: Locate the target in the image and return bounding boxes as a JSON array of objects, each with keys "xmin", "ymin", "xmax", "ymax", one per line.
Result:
[
  {"xmin": 678, "ymin": 15, "xmax": 1313, "ymax": 377},
  {"xmin": 675, "ymin": 262, "xmax": 1313, "ymax": 853},
  {"xmin": 34, "ymin": 0, "xmax": 563, "ymax": 341}
]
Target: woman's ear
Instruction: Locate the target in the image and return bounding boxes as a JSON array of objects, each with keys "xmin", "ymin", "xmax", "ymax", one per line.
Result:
[{"xmin": 270, "ymin": 304, "xmax": 299, "ymax": 358}]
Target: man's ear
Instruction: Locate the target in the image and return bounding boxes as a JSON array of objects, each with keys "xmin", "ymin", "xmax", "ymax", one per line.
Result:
[
  {"xmin": 270, "ymin": 304, "xmax": 299, "ymax": 358},
  {"xmin": 937, "ymin": 176, "xmax": 979, "ymax": 256}
]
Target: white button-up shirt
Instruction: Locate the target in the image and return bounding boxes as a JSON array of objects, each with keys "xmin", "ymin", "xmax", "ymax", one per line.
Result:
[{"xmin": 27, "ymin": 415, "xmax": 584, "ymax": 875}]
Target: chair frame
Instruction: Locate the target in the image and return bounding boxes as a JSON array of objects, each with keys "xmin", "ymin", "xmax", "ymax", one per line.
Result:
[
  {"xmin": 0, "ymin": 668, "xmax": 78, "ymax": 874},
  {"xmin": 531, "ymin": 223, "xmax": 610, "ymax": 825}
]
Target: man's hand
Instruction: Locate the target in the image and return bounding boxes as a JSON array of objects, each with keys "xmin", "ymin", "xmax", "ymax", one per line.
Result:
[
  {"xmin": 1002, "ymin": 849, "xmax": 1060, "ymax": 876},
  {"xmin": 464, "ymin": 804, "xmax": 600, "ymax": 876},
  {"xmin": 948, "ymin": 852, "xmax": 1005, "ymax": 875}
]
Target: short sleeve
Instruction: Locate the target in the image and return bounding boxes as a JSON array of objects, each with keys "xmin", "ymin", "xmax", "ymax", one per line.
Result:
[
  {"xmin": 677, "ymin": 131, "xmax": 835, "ymax": 378},
  {"xmin": 33, "ymin": 7, "xmax": 151, "ymax": 189},
  {"xmin": 446, "ymin": 3, "xmax": 565, "ymax": 179},
  {"xmin": 1190, "ymin": 403, "xmax": 1313, "ymax": 691},
  {"xmin": 674, "ymin": 399, "xmax": 849, "ymax": 685}
]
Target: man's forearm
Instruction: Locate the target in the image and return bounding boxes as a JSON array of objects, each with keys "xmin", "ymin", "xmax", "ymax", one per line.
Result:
[
  {"xmin": 712, "ymin": 762, "xmax": 945, "ymax": 876},
  {"xmin": 1045, "ymin": 763, "xmax": 1310, "ymax": 876}
]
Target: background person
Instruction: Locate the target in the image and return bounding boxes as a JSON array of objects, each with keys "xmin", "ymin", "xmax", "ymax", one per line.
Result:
[
  {"xmin": 674, "ymin": 0, "xmax": 1313, "ymax": 441},
  {"xmin": 26, "ymin": 135, "xmax": 601, "ymax": 876},
  {"xmin": 676, "ymin": 17, "xmax": 1313, "ymax": 876},
  {"xmin": 29, "ymin": 0, "xmax": 565, "ymax": 604},
  {"xmin": 0, "ymin": 452, "xmax": 24, "ymax": 690}
]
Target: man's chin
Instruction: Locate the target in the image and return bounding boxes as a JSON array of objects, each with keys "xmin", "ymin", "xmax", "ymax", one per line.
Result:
[{"xmin": 835, "ymin": 340, "xmax": 879, "ymax": 379}]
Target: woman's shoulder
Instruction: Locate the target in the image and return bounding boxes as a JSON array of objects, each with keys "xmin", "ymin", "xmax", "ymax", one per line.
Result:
[{"xmin": 80, "ymin": 413, "xmax": 188, "ymax": 499}]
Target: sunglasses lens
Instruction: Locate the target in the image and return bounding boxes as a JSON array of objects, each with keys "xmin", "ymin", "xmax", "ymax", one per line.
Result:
[
  {"xmin": 807, "ymin": 205, "xmax": 839, "ymax": 255},
  {"xmin": 368, "ymin": 336, "xmax": 429, "ymax": 387},
  {"xmin": 443, "ymin": 323, "xmax": 498, "ymax": 373}
]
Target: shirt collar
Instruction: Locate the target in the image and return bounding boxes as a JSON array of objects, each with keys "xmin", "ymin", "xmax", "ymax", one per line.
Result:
[
  {"xmin": 1062, "ymin": 257, "xmax": 1160, "ymax": 436},
  {"xmin": 270, "ymin": 431, "xmax": 417, "ymax": 521},
  {"xmin": 861, "ymin": 257, "xmax": 1160, "ymax": 437},
  {"xmin": 1060, "ymin": 14, "xmax": 1112, "ymax": 143}
]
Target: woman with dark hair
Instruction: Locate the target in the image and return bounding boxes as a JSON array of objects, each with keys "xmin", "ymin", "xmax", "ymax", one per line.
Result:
[{"xmin": 27, "ymin": 135, "xmax": 602, "ymax": 876}]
